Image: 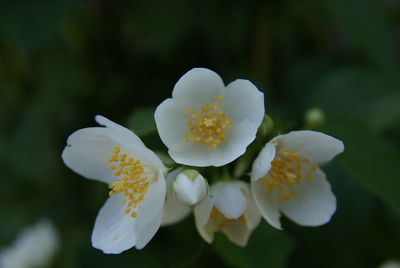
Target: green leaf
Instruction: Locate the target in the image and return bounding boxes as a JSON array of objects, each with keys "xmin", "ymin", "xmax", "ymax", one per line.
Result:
[
  {"xmin": 312, "ymin": 68, "xmax": 400, "ymax": 132},
  {"xmin": 322, "ymin": 1, "xmax": 397, "ymax": 71},
  {"xmin": 127, "ymin": 107, "xmax": 157, "ymax": 137},
  {"xmin": 368, "ymin": 92, "xmax": 400, "ymax": 131},
  {"xmin": 323, "ymin": 118, "xmax": 400, "ymax": 214},
  {"xmin": 0, "ymin": 1, "xmax": 72, "ymax": 52},
  {"xmin": 213, "ymin": 222, "xmax": 294, "ymax": 268}
]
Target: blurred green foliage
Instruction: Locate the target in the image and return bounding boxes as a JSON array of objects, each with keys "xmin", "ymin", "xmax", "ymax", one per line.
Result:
[{"xmin": 0, "ymin": 0, "xmax": 399, "ymax": 267}]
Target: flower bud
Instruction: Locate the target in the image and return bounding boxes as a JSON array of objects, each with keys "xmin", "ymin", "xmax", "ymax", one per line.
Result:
[
  {"xmin": 305, "ymin": 107, "xmax": 325, "ymax": 129},
  {"xmin": 172, "ymin": 169, "xmax": 208, "ymax": 206}
]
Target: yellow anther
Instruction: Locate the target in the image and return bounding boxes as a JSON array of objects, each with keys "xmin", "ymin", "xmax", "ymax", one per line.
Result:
[
  {"xmin": 262, "ymin": 148, "xmax": 316, "ymax": 202},
  {"xmin": 108, "ymin": 155, "xmax": 118, "ymax": 163},
  {"xmin": 210, "ymin": 207, "xmax": 245, "ymax": 229},
  {"xmin": 108, "ymin": 147, "xmax": 149, "ymax": 219},
  {"xmin": 120, "ymin": 154, "xmax": 127, "ymax": 162},
  {"xmin": 212, "ymin": 96, "xmax": 223, "ymax": 101},
  {"xmin": 184, "ymin": 96, "xmax": 233, "ymax": 150}
]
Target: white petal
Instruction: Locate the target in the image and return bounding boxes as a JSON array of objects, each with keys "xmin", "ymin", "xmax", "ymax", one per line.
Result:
[
  {"xmin": 20, "ymin": 220, "xmax": 58, "ymax": 266},
  {"xmin": 62, "ymin": 127, "xmax": 120, "ymax": 184},
  {"xmin": 161, "ymin": 197, "xmax": 191, "ymax": 226},
  {"xmin": 163, "ymin": 120, "xmax": 254, "ymax": 168},
  {"xmin": 244, "ymin": 193, "xmax": 262, "ymax": 230},
  {"xmin": 194, "ymin": 215, "xmax": 217, "ymax": 244},
  {"xmin": 91, "ymin": 194, "xmax": 137, "ymax": 254},
  {"xmin": 214, "ymin": 181, "xmax": 247, "ymax": 219},
  {"xmin": 62, "ymin": 118, "xmax": 166, "ymax": 184},
  {"xmin": 168, "ymin": 146, "xmax": 211, "ymax": 167},
  {"xmin": 173, "ymin": 173, "xmax": 207, "ymax": 206},
  {"xmin": 154, "ymin": 99, "xmax": 191, "ymax": 153},
  {"xmin": 120, "ymin": 143, "xmax": 166, "ymax": 176},
  {"xmin": 134, "ymin": 171, "xmax": 166, "ymax": 249},
  {"xmin": 277, "ymin": 130, "xmax": 344, "ymax": 165},
  {"xmin": 172, "ymin": 68, "xmax": 225, "ymax": 110},
  {"xmin": 162, "ymin": 168, "xmax": 191, "ymax": 226},
  {"xmin": 0, "ymin": 219, "xmax": 58, "ymax": 268},
  {"xmin": 169, "ymin": 119, "xmax": 260, "ymax": 167},
  {"xmin": 168, "ymin": 139, "xmax": 241, "ymax": 167},
  {"xmin": 379, "ymin": 261, "xmax": 400, "ymax": 268},
  {"xmin": 222, "ymin": 221, "xmax": 251, "ymax": 247},
  {"xmin": 251, "ymin": 179, "xmax": 282, "ymax": 229},
  {"xmin": 165, "ymin": 168, "xmax": 183, "ymax": 195},
  {"xmin": 280, "ymin": 168, "xmax": 336, "ymax": 226},
  {"xmin": 194, "ymin": 193, "xmax": 215, "ymax": 227},
  {"xmin": 223, "ymin": 79, "xmax": 265, "ymax": 124},
  {"xmin": 96, "ymin": 116, "xmax": 166, "ymax": 173},
  {"xmin": 95, "ymin": 115, "xmax": 144, "ymax": 146},
  {"xmin": 194, "ymin": 193, "xmax": 217, "ymax": 243},
  {"xmin": 251, "ymin": 141, "xmax": 276, "ymax": 181},
  {"xmin": 169, "ymin": 141, "xmax": 235, "ymax": 167},
  {"xmin": 210, "ymin": 120, "xmax": 260, "ymax": 167}
]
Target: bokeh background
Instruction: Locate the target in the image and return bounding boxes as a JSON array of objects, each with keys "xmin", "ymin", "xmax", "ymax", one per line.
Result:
[{"xmin": 1, "ymin": 1, "xmax": 400, "ymax": 267}]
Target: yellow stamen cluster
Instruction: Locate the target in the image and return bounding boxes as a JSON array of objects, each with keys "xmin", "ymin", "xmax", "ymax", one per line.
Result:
[
  {"xmin": 209, "ymin": 207, "xmax": 245, "ymax": 229},
  {"xmin": 262, "ymin": 148, "xmax": 316, "ymax": 202},
  {"xmin": 107, "ymin": 147, "xmax": 149, "ymax": 218},
  {"xmin": 184, "ymin": 96, "xmax": 233, "ymax": 150}
]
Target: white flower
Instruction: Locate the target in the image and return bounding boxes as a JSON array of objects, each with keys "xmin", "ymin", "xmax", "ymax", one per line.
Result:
[
  {"xmin": 155, "ymin": 68, "xmax": 265, "ymax": 167},
  {"xmin": 62, "ymin": 115, "xmax": 167, "ymax": 254},
  {"xmin": 161, "ymin": 168, "xmax": 192, "ymax": 226},
  {"xmin": 379, "ymin": 260, "xmax": 400, "ymax": 268},
  {"xmin": 194, "ymin": 181, "xmax": 261, "ymax": 247},
  {"xmin": 251, "ymin": 130, "xmax": 344, "ymax": 229},
  {"xmin": 0, "ymin": 219, "xmax": 58, "ymax": 268},
  {"xmin": 173, "ymin": 169, "xmax": 208, "ymax": 206}
]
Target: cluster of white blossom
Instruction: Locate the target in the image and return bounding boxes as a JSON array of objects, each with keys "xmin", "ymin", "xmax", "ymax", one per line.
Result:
[
  {"xmin": 62, "ymin": 68, "xmax": 344, "ymax": 254},
  {"xmin": 0, "ymin": 220, "xmax": 58, "ymax": 268}
]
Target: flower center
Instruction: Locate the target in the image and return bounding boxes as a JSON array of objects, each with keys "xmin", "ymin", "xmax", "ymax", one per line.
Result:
[
  {"xmin": 262, "ymin": 148, "xmax": 317, "ymax": 201},
  {"xmin": 209, "ymin": 207, "xmax": 245, "ymax": 229},
  {"xmin": 107, "ymin": 147, "xmax": 150, "ymax": 218},
  {"xmin": 184, "ymin": 96, "xmax": 233, "ymax": 150}
]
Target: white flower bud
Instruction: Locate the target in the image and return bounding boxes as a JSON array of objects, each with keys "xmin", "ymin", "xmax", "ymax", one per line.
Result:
[{"xmin": 172, "ymin": 169, "xmax": 208, "ymax": 206}]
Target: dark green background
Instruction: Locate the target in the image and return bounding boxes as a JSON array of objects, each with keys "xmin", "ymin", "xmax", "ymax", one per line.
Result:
[{"xmin": 1, "ymin": 1, "xmax": 399, "ymax": 267}]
